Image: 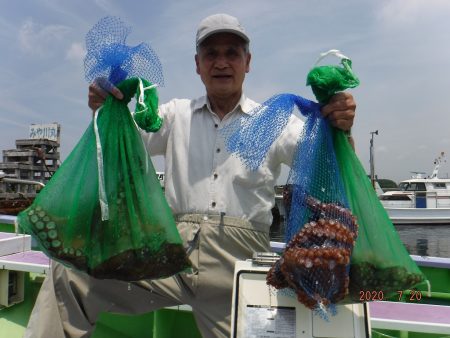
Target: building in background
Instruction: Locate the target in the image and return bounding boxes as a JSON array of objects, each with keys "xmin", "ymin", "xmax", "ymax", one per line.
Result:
[{"xmin": 0, "ymin": 123, "xmax": 60, "ymax": 214}]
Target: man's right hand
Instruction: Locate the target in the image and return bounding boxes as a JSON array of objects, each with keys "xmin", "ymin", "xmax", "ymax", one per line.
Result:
[{"xmin": 88, "ymin": 77, "xmax": 124, "ymax": 112}]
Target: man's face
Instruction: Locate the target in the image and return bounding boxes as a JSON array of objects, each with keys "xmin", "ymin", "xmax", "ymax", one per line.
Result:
[{"xmin": 195, "ymin": 33, "xmax": 251, "ymax": 99}]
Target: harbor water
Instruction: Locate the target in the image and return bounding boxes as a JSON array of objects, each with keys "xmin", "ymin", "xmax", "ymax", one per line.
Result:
[
  {"xmin": 269, "ymin": 220, "xmax": 450, "ymax": 258},
  {"xmin": 394, "ymin": 224, "xmax": 450, "ymax": 258}
]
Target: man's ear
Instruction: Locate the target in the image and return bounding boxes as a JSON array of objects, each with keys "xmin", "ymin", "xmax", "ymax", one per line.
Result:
[
  {"xmin": 195, "ymin": 54, "xmax": 200, "ymax": 75},
  {"xmin": 245, "ymin": 53, "xmax": 251, "ymax": 73}
]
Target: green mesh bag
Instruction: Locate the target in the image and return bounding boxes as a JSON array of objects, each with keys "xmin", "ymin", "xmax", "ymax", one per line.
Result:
[
  {"xmin": 306, "ymin": 49, "xmax": 360, "ymax": 104},
  {"xmin": 333, "ymin": 130, "xmax": 426, "ymax": 300},
  {"xmin": 17, "ymin": 77, "xmax": 191, "ymax": 281},
  {"xmin": 307, "ymin": 50, "xmax": 427, "ymax": 300}
]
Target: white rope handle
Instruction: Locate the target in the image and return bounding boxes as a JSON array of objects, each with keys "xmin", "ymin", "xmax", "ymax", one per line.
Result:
[
  {"xmin": 137, "ymin": 79, "xmax": 158, "ymax": 106},
  {"xmin": 135, "ymin": 80, "xmax": 159, "ymax": 117},
  {"xmin": 135, "ymin": 78, "xmax": 159, "ymax": 174},
  {"xmin": 94, "ymin": 79, "xmax": 158, "ymax": 221},
  {"xmin": 314, "ymin": 49, "xmax": 349, "ymax": 66},
  {"xmin": 94, "ymin": 107, "xmax": 109, "ymax": 221}
]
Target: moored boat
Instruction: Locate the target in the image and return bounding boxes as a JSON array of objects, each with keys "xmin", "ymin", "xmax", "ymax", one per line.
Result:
[{"xmin": 379, "ymin": 154, "xmax": 450, "ymax": 225}]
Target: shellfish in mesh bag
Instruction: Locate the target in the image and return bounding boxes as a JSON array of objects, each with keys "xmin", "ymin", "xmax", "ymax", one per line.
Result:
[
  {"xmin": 268, "ymin": 193, "xmax": 426, "ymax": 306},
  {"xmin": 309, "ymin": 50, "xmax": 427, "ymax": 299},
  {"xmin": 332, "ymin": 122, "xmax": 427, "ymax": 300},
  {"xmin": 18, "ymin": 17, "xmax": 191, "ymax": 281},
  {"xmin": 17, "ymin": 78, "xmax": 191, "ymax": 281}
]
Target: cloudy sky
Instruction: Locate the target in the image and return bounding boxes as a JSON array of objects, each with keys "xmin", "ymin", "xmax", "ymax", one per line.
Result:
[{"xmin": 1, "ymin": 0, "xmax": 450, "ymax": 183}]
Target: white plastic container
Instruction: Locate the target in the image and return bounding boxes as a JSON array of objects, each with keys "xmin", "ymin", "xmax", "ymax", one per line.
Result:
[{"xmin": 231, "ymin": 255, "xmax": 370, "ymax": 338}]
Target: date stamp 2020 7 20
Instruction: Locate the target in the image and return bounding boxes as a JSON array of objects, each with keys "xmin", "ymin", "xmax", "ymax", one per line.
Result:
[{"xmin": 359, "ymin": 290, "xmax": 423, "ymax": 302}]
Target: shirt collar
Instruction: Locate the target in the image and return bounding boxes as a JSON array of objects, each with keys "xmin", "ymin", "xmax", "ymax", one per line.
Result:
[{"xmin": 192, "ymin": 93, "xmax": 254, "ymax": 116}]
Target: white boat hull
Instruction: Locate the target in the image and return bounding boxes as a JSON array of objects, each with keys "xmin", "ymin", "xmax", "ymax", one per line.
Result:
[{"xmin": 385, "ymin": 207, "xmax": 450, "ymax": 224}]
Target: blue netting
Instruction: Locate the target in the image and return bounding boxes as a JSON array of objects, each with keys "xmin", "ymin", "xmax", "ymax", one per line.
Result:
[
  {"xmin": 221, "ymin": 92, "xmax": 351, "ymax": 236},
  {"xmin": 84, "ymin": 16, "xmax": 164, "ymax": 86},
  {"xmin": 284, "ymin": 109, "xmax": 350, "ymax": 240},
  {"xmin": 224, "ymin": 93, "xmax": 358, "ymax": 315},
  {"xmin": 220, "ymin": 94, "xmax": 319, "ymax": 171},
  {"xmin": 278, "ymin": 103, "xmax": 355, "ymax": 315}
]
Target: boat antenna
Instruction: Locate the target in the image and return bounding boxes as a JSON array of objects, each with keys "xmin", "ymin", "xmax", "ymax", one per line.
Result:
[
  {"xmin": 369, "ymin": 130, "xmax": 379, "ymax": 188},
  {"xmin": 430, "ymin": 152, "xmax": 446, "ymax": 179}
]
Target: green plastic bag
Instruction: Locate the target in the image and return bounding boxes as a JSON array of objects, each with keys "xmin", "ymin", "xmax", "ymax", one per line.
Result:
[
  {"xmin": 18, "ymin": 77, "xmax": 191, "ymax": 281},
  {"xmin": 307, "ymin": 50, "xmax": 426, "ymax": 300}
]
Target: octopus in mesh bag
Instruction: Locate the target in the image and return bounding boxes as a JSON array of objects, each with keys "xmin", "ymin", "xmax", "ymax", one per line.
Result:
[{"xmin": 267, "ymin": 197, "xmax": 358, "ymax": 311}]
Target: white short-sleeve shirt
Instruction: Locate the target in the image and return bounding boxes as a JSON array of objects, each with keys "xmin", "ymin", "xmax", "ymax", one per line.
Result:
[{"xmin": 142, "ymin": 94, "xmax": 304, "ymax": 228}]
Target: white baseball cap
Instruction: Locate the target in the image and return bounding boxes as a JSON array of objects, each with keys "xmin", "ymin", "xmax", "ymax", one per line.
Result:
[{"xmin": 196, "ymin": 14, "xmax": 250, "ymax": 47}]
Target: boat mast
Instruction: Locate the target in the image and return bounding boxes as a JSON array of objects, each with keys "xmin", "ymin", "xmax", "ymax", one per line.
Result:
[
  {"xmin": 369, "ymin": 130, "xmax": 378, "ymax": 188},
  {"xmin": 430, "ymin": 152, "xmax": 445, "ymax": 179}
]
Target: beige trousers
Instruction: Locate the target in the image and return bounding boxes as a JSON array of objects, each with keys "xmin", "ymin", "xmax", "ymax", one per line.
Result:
[{"xmin": 23, "ymin": 214, "xmax": 270, "ymax": 338}]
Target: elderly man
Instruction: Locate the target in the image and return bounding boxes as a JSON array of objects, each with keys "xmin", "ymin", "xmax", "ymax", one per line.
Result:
[{"xmin": 25, "ymin": 13, "xmax": 356, "ymax": 338}]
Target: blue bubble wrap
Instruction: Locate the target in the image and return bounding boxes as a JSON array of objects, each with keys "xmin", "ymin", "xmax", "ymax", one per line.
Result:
[{"xmin": 84, "ymin": 16, "xmax": 164, "ymax": 86}]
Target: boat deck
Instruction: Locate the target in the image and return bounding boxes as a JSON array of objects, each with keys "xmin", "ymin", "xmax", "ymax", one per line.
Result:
[
  {"xmin": 1, "ymin": 216, "xmax": 450, "ymax": 337},
  {"xmin": 370, "ymin": 301, "xmax": 450, "ymax": 334},
  {"xmin": 0, "ymin": 250, "xmax": 49, "ymax": 274}
]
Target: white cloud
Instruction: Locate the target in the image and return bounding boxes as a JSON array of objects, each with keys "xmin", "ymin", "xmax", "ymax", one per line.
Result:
[
  {"xmin": 377, "ymin": 0, "xmax": 450, "ymax": 25},
  {"xmin": 0, "ymin": 95, "xmax": 43, "ymax": 120},
  {"xmin": 94, "ymin": 0, "xmax": 119, "ymax": 13},
  {"xmin": 66, "ymin": 42, "xmax": 86, "ymax": 62},
  {"xmin": 18, "ymin": 18, "xmax": 70, "ymax": 56},
  {"xmin": 0, "ymin": 17, "xmax": 14, "ymax": 39},
  {"xmin": 0, "ymin": 117, "xmax": 29, "ymax": 129}
]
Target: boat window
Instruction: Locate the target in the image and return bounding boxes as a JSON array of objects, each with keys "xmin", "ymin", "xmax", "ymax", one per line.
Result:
[
  {"xmin": 415, "ymin": 183, "xmax": 426, "ymax": 191},
  {"xmin": 403, "ymin": 182, "xmax": 426, "ymax": 191},
  {"xmin": 379, "ymin": 195, "xmax": 412, "ymax": 201},
  {"xmin": 433, "ymin": 182, "xmax": 446, "ymax": 189},
  {"xmin": 399, "ymin": 182, "xmax": 409, "ymax": 191}
]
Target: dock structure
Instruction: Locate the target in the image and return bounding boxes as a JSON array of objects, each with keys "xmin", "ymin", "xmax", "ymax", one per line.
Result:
[{"xmin": 0, "ymin": 124, "xmax": 60, "ymax": 213}]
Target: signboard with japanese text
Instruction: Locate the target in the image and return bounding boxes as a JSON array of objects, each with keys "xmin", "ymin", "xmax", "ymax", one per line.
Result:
[{"xmin": 29, "ymin": 123, "xmax": 60, "ymax": 142}]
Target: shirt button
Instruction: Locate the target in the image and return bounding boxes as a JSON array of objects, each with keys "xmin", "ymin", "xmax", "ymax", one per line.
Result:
[
  {"xmin": 216, "ymin": 148, "xmax": 220, "ymax": 153},
  {"xmin": 214, "ymin": 124, "xmax": 218, "ymax": 128},
  {"xmin": 211, "ymin": 202, "xmax": 216, "ymax": 207},
  {"xmin": 213, "ymin": 173, "xmax": 218, "ymax": 179}
]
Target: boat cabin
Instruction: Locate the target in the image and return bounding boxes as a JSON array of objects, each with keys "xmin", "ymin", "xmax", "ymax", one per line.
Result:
[{"xmin": 380, "ymin": 177, "xmax": 450, "ymax": 209}]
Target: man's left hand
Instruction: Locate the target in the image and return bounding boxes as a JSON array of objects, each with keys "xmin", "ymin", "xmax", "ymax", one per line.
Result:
[{"xmin": 320, "ymin": 92, "xmax": 356, "ymax": 131}]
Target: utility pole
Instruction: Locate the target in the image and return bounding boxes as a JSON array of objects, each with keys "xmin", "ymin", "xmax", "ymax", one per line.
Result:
[{"xmin": 369, "ymin": 130, "xmax": 378, "ymax": 189}]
